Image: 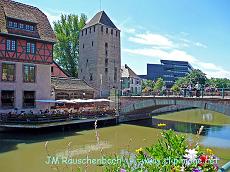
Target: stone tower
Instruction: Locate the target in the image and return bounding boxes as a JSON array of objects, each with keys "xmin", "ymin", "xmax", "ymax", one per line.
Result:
[{"xmin": 79, "ymin": 11, "xmax": 121, "ymax": 97}]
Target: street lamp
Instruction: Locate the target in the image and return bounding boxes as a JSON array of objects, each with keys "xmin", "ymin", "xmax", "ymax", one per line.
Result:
[{"xmin": 120, "ymin": 79, "xmax": 123, "ymax": 96}]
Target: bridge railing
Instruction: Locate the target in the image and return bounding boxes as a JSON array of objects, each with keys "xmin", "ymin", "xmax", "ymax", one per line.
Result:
[{"xmin": 140, "ymin": 88, "xmax": 230, "ymax": 99}]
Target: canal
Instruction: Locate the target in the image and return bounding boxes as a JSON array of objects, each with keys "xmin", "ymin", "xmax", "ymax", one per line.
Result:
[{"xmin": 0, "ymin": 109, "xmax": 230, "ymax": 172}]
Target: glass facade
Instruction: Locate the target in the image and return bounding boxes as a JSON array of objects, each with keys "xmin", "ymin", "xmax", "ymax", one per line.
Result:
[{"xmin": 146, "ymin": 60, "xmax": 193, "ymax": 88}]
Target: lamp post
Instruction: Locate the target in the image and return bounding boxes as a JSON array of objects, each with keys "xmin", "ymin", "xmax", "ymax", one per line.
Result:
[{"xmin": 120, "ymin": 79, "xmax": 123, "ymax": 96}]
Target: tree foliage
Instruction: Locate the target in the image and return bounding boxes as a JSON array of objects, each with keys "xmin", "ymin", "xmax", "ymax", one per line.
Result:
[
  {"xmin": 173, "ymin": 69, "xmax": 230, "ymax": 90},
  {"xmin": 53, "ymin": 14, "xmax": 87, "ymax": 77},
  {"xmin": 142, "ymin": 80, "xmax": 155, "ymax": 91},
  {"xmin": 153, "ymin": 78, "xmax": 165, "ymax": 91},
  {"xmin": 207, "ymin": 78, "xmax": 230, "ymax": 88},
  {"xmin": 174, "ymin": 69, "xmax": 207, "ymax": 88}
]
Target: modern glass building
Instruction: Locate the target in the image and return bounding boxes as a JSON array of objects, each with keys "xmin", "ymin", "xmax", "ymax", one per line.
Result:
[{"xmin": 141, "ymin": 60, "xmax": 193, "ymax": 88}]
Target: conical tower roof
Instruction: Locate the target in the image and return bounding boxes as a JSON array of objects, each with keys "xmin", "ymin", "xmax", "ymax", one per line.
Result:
[{"xmin": 83, "ymin": 11, "xmax": 117, "ymax": 29}]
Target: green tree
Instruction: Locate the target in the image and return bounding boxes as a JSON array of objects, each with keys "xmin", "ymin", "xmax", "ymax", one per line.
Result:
[
  {"xmin": 142, "ymin": 80, "xmax": 155, "ymax": 92},
  {"xmin": 171, "ymin": 84, "xmax": 180, "ymax": 94},
  {"xmin": 207, "ymin": 77, "xmax": 230, "ymax": 88},
  {"xmin": 153, "ymin": 78, "xmax": 165, "ymax": 91},
  {"xmin": 173, "ymin": 69, "xmax": 207, "ymax": 89},
  {"xmin": 54, "ymin": 14, "xmax": 87, "ymax": 77}
]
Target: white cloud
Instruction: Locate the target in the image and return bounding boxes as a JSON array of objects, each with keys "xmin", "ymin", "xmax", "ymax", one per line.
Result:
[
  {"xmin": 124, "ymin": 31, "xmax": 230, "ymax": 79},
  {"xmin": 194, "ymin": 42, "xmax": 207, "ymax": 48},
  {"xmin": 124, "ymin": 48, "xmax": 197, "ymax": 63},
  {"xmin": 129, "ymin": 33, "xmax": 173, "ymax": 48}
]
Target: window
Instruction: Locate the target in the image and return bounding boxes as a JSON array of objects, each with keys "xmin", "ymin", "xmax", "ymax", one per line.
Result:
[
  {"xmin": 105, "ymin": 50, "xmax": 108, "ymax": 57},
  {"xmin": 116, "ymin": 31, "xmax": 118, "ymax": 37},
  {"xmin": 86, "ymin": 59, "xmax": 88, "ymax": 67},
  {"xmin": 23, "ymin": 91, "xmax": 35, "ymax": 108},
  {"xmin": 85, "ymin": 29, "xmax": 87, "ymax": 35},
  {"xmin": 105, "ymin": 42, "xmax": 108, "ymax": 57},
  {"xmin": 83, "ymin": 44, "xmax": 84, "ymax": 48},
  {"xmin": 51, "ymin": 66, "xmax": 54, "ymax": 73},
  {"xmin": 19, "ymin": 23, "xmax": 24, "ymax": 29},
  {"xmin": 13, "ymin": 22, "xmax": 18, "ymax": 28},
  {"xmin": 2, "ymin": 63, "xmax": 15, "ymax": 81},
  {"xmin": 111, "ymin": 29, "xmax": 113, "ymax": 35},
  {"xmin": 7, "ymin": 21, "xmax": 34, "ymax": 31},
  {"xmin": 8, "ymin": 21, "xmax": 13, "ymax": 27},
  {"xmin": 106, "ymin": 28, "xmax": 108, "ymax": 34},
  {"xmin": 29, "ymin": 25, "xmax": 34, "ymax": 31},
  {"xmin": 90, "ymin": 27, "xmax": 91, "ymax": 33},
  {"xmin": 90, "ymin": 73, "xmax": 93, "ymax": 81},
  {"xmin": 92, "ymin": 41, "xmax": 93, "ymax": 47},
  {"xmin": 1, "ymin": 91, "xmax": 14, "ymax": 108},
  {"xmin": 93, "ymin": 26, "xmax": 96, "ymax": 32},
  {"xmin": 114, "ymin": 67, "xmax": 117, "ymax": 81},
  {"xmin": 23, "ymin": 65, "xmax": 35, "ymax": 83},
  {"xmin": 105, "ymin": 58, "xmax": 108, "ymax": 67},
  {"xmin": 6, "ymin": 39, "xmax": 16, "ymax": 51},
  {"xmin": 26, "ymin": 42, "xmax": 36, "ymax": 54},
  {"xmin": 105, "ymin": 68, "xmax": 108, "ymax": 73},
  {"xmin": 25, "ymin": 25, "xmax": 30, "ymax": 30},
  {"xmin": 82, "ymin": 30, "xmax": 83, "ymax": 36},
  {"xmin": 101, "ymin": 26, "xmax": 103, "ymax": 32}
]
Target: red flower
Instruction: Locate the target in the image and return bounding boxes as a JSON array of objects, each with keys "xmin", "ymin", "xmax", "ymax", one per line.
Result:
[{"xmin": 200, "ymin": 155, "xmax": 208, "ymax": 163}]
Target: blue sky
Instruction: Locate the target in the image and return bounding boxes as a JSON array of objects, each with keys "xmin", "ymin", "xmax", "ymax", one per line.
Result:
[{"xmin": 18, "ymin": 0, "xmax": 230, "ymax": 78}]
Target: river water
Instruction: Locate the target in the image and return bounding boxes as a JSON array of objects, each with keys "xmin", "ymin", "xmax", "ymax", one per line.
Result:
[{"xmin": 0, "ymin": 109, "xmax": 230, "ymax": 172}]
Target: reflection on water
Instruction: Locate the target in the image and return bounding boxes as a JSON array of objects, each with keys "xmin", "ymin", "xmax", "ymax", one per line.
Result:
[{"xmin": 124, "ymin": 116, "xmax": 230, "ymax": 148}]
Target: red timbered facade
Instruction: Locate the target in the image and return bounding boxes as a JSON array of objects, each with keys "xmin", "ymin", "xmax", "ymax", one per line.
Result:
[
  {"xmin": 0, "ymin": 36, "xmax": 53, "ymax": 64},
  {"xmin": 0, "ymin": 0, "xmax": 56, "ymax": 112}
]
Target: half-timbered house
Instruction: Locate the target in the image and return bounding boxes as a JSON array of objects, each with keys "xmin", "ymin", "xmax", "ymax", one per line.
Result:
[{"xmin": 0, "ymin": 0, "xmax": 56, "ymax": 112}]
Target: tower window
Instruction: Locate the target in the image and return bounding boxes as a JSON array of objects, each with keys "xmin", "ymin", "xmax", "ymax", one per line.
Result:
[
  {"xmin": 82, "ymin": 30, "xmax": 83, "ymax": 36},
  {"xmin": 116, "ymin": 31, "xmax": 118, "ymax": 37},
  {"xmin": 94, "ymin": 26, "xmax": 96, "ymax": 32},
  {"xmin": 105, "ymin": 68, "xmax": 108, "ymax": 73},
  {"xmin": 92, "ymin": 41, "xmax": 94, "ymax": 47},
  {"xmin": 101, "ymin": 26, "xmax": 103, "ymax": 32},
  {"xmin": 86, "ymin": 59, "xmax": 88, "ymax": 67},
  {"xmin": 85, "ymin": 29, "xmax": 87, "ymax": 35},
  {"xmin": 106, "ymin": 28, "xmax": 108, "ymax": 34},
  {"xmin": 105, "ymin": 50, "xmax": 108, "ymax": 57},
  {"xmin": 111, "ymin": 29, "xmax": 113, "ymax": 35},
  {"xmin": 83, "ymin": 44, "xmax": 84, "ymax": 48},
  {"xmin": 90, "ymin": 73, "xmax": 93, "ymax": 81},
  {"xmin": 114, "ymin": 67, "xmax": 117, "ymax": 82},
  {"xmin": 105, "ymin": 42, "xmax": 108, "ymax": 48},
  {"xmin": 105, "ymin": 58, "xmax": 108, "ymax": 66},
  {"xmin": 90, "ymin": 27, "xmax": 91, "ymax": 33}
]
